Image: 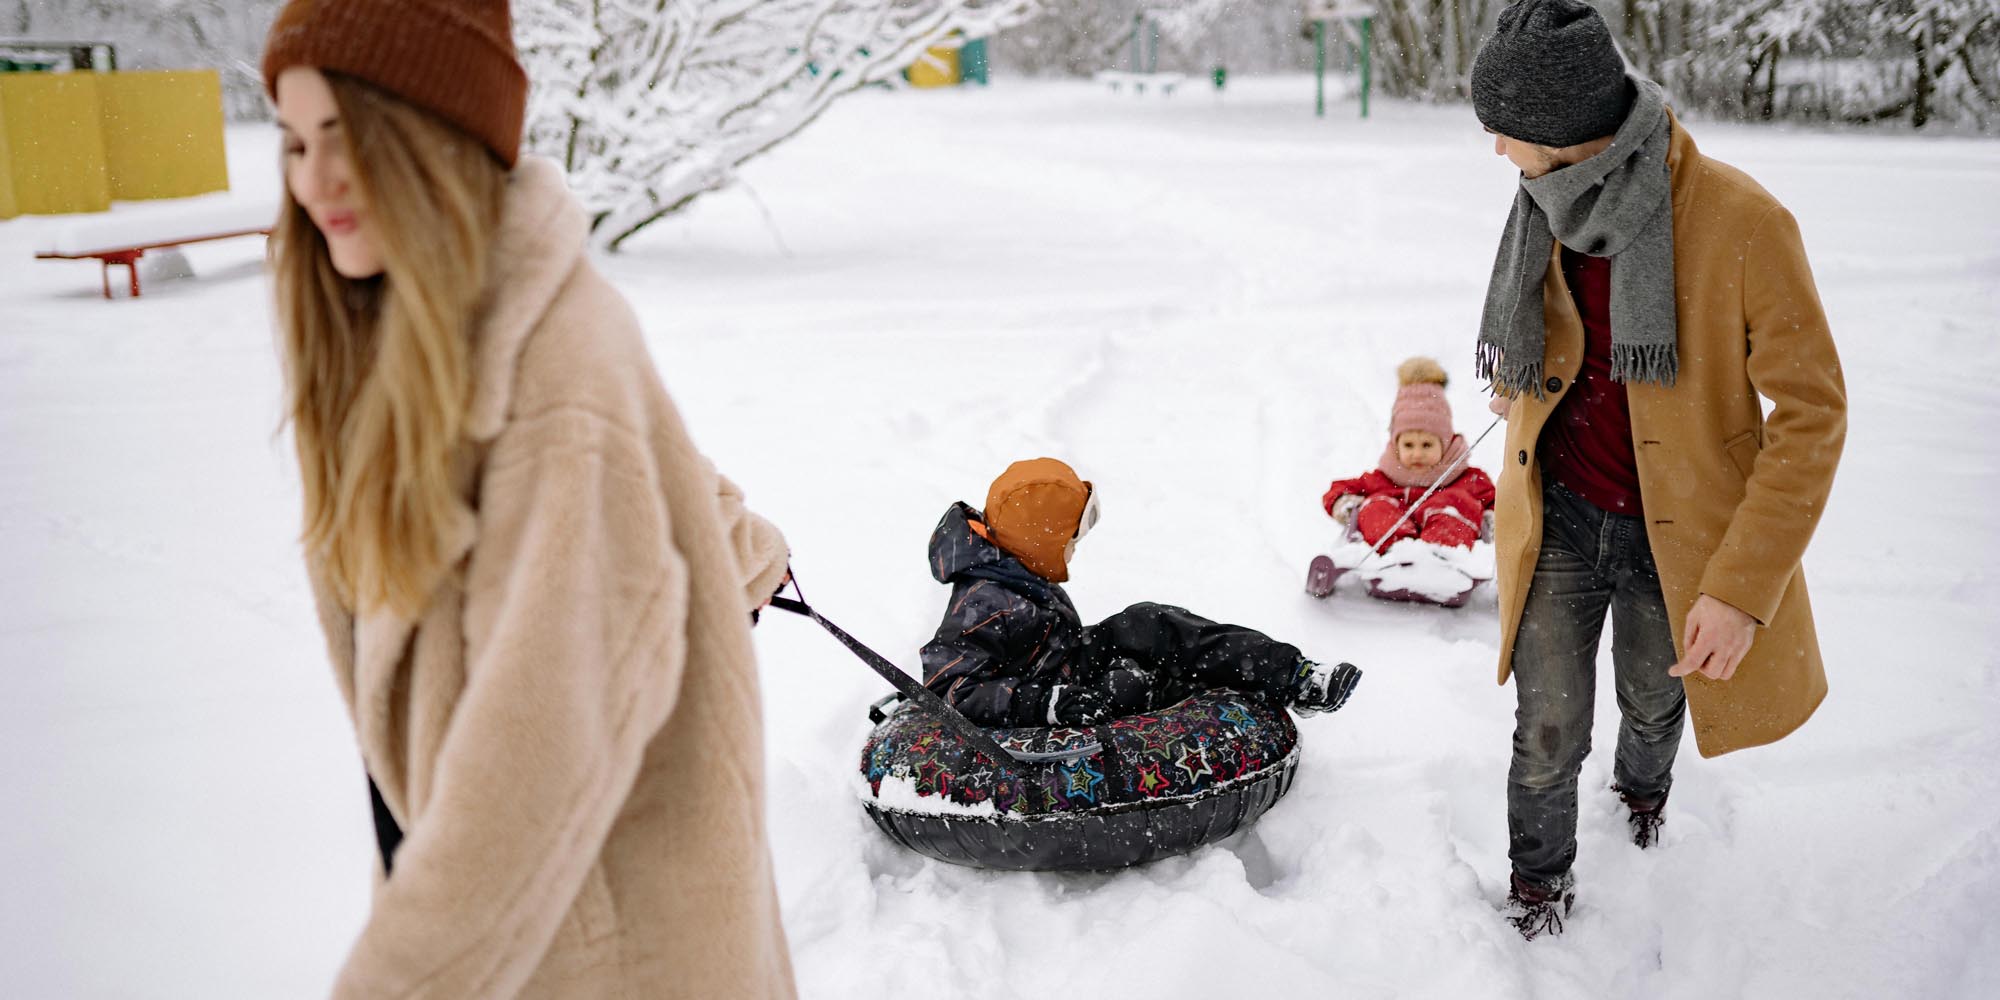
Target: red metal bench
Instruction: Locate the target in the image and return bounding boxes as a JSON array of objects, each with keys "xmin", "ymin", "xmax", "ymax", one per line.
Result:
[{"xmin": 36, "ymin": 226, "xmax": 271, "ymax": 299}]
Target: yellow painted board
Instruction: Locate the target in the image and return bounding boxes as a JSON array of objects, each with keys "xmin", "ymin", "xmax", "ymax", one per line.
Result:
[
  {"xmin": 908, "ymin": 45, "xmax": 961, "ymax": 88},
  {"xmin": 0, "ymin": 101, "xmax": 15, "ymax": 219},
  {"xmin": 0, "ymin": 72, "xmax": 111, "ymax": 217},
  {"xmin": 99, "ymin": 70, "xmax": 229, "ymax": 201}
]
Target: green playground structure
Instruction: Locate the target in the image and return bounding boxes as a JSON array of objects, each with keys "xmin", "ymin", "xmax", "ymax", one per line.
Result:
[{"xmin": 1309, "ymin": 3, "xmax": 1375, "ymax": 119}]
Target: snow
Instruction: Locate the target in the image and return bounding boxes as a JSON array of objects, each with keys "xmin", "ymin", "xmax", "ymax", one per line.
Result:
[
  {"xmin": 869, "ymin": 773, "xmax": 1000, "ymax": 818},
  {"xmin": 1322, "ymin": 536, "xmax": 1498, "ymax": 604},
  {"xmin": 3, "ymin": 76, "xmax": 1997, "ymax": 998},
  {"xmin": 35, "ymin": 191, "xmax": 279, "ymax": 257}
]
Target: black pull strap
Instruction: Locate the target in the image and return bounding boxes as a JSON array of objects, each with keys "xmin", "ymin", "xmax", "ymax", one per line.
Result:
[{"xmin": 766, "ymin": 577, "xmax": 1024, "ymax": 772}]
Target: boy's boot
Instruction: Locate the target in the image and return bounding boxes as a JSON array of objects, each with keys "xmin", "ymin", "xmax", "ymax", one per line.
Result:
[{"xmin": 1291, "ymin": 660, "xmax": 1361, "ymax": 715}]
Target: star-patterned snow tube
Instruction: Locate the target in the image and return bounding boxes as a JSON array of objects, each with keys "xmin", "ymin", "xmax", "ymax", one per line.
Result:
[{"xmin": 858, "ymin": 689, "xmax": 1300, "ymax": 871}]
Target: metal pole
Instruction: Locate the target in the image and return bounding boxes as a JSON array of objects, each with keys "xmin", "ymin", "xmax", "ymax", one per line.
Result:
[
  {"xmin": 1359, "ymin": 16, "xmax": 1373, "ymax": 119},
  {"xmin": 1314, "ymin": 20, "xmax": 1326, "ymax": 118}
]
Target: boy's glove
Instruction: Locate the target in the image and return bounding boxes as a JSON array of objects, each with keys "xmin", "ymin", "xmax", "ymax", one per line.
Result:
[
  {"xmin": 1329, "ymin": 494, "xmax": 1363, "ymax": 525},
  {"xmin": 1046, "ymin": 684, "xmax": 1110, "ymax": 727},
  {"xmin": 1480, "ymin": 510, "xmax": 1496, "ymax": 543}
]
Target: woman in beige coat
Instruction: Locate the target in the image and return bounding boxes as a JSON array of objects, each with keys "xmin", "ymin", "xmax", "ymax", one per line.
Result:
[{"xmin": 263, "ymin": 2, "xmax": 795, "ymax": 996}]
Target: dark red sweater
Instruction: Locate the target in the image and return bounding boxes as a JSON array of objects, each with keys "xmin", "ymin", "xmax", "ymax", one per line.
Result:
[{"xmin": 1540, "ymin": 249, "xmax": 1643, "ymax": 515}]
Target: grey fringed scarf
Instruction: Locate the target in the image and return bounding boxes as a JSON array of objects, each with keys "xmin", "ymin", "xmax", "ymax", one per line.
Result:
[{"xmin": 1477, "ymin": 77, "xmax": 1677, "ymax": 399}]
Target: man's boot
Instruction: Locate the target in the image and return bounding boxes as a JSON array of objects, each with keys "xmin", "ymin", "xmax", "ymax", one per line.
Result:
[
  {"xmin": 1503, "ymin": 871, "xmax": 1575, "ymax": 941},
  {"xmin": 1615, "ymin": 785, "xmax": 1669, "ymax": 849}
]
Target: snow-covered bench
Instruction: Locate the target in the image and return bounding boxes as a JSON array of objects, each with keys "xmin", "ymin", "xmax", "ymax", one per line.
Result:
[
  {"xmin": 34, "ymin": 193, "xmax": 278, "ymax": 299},
  {"xmin": 1094, "ymin": 71, "xmax": 1185, "ymax": 96}
]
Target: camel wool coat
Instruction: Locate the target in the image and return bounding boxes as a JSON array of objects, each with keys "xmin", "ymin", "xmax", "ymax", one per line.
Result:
[
  {"xmin": 1493, "ymin": 113, "xmax": 1846, "ymax": 758},
  {"xmin": 304, "ymin": 157, "xmax": 797, "ymax": 998}
]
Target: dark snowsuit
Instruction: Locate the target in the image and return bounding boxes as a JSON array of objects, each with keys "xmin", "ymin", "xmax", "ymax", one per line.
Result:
[{"xmin": 919, "ymin": 502, "xmax": 1308, "ymax": 727}]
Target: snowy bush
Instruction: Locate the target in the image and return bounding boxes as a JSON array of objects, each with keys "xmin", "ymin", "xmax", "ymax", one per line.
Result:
[
  {"xmin": 991, "ymin": 1, "xmax": 1318, "ymax": 77},
  {"xmin": 516, "ymin": 0, "xmax": 1038, "ymax": 251},
  {"xmin": 1625, "ymin": 0, "xmax": 2000, "ymax": 129},
  {"xmin": 989, "ymin": 0, "xmax": 1999, "ymax": 130}
]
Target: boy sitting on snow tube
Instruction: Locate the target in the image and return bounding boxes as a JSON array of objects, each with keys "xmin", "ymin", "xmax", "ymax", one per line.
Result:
[{"xmin": 921, "ymin": 457, "xmax": 1362, "ymax": 727}]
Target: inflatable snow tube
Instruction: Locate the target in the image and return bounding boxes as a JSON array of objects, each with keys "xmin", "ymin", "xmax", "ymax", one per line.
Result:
[{"xmin": 858, "ymin": 689, "xmax": 1300, "ymax": 871}]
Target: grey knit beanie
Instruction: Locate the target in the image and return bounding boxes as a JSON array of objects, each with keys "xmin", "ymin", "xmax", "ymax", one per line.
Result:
[{"xmin": 1471, "ymin": 0, "xmax": 1632, "ymax": 148}]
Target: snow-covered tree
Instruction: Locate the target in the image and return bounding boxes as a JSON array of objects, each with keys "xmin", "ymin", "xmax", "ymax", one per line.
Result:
[
  {"xmin": 516, "ymin": 0, "xmax": 1038, "ymax": 251},
  {"xmin": 1367, "ymin": 0, "xmax": 1503, "ymax": 100},
  {"xmin": 991, "ymin": 1, "xmax": 1318, "ymax": 77}
]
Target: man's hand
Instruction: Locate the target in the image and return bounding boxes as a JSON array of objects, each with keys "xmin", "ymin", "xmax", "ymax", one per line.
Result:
[
  {"xmin": 1668, "ymin": 595, "xmax": 1758, "ymax": 681},
  {"xmin": 1488, "ymin": 395, "xmax": 1513, "ymax": 419}
]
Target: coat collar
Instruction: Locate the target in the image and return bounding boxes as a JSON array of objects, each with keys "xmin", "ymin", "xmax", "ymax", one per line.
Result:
[
  {"xmin": 465, "ymin": 155, "xmax": 590, "ymax": 443},
  {"xmin": 1664, "ymin": 108, "xmax": 1700, "ymax": 227}
]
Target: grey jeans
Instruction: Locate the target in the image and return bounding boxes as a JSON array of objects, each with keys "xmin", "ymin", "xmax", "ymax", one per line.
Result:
[{"xmin": 1507, "ymin": 480, "xmax": 1685, "ymax": 887}]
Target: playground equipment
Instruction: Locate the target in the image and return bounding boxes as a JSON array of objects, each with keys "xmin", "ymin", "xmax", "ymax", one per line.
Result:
[
  {"xmin": 0, "ymin": 40, "xmax": 230, "ymax": 218},
  {"xmin": 907, "ymin": 35, "xmax": 990, "ymax": 88},
  {"xmin": 0, "ymin": 39, "xmax": 116, "ymax": 72},
  {"xmin": 1094, "ymin": 10, "xmax": 1186, "ymax": 97},
  {"xmin": 1308, "ymin": 2, "xmax": 1375, "ymax": 119},
  {"xmin": 35, "ymin": 193, "xmax": 274, "ymax": 299}
]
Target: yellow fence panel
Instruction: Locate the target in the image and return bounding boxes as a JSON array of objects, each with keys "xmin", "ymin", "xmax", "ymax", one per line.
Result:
[
  {"xmin": 0, "ymin": 73, "xmax": 112, "ymax": 217},
  {"xmin": 99, "ymin": 70, "xmax": 229, "ymax": 202},
  {"xmin": 908, "ymin": 45, "xmax": 961, "ymax": 89}
]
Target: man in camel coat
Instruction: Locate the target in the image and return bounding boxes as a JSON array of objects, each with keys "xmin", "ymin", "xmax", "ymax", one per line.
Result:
[{"xmin": 1470, "ymin": 0, "xmax": 1847, "ymax": 939}]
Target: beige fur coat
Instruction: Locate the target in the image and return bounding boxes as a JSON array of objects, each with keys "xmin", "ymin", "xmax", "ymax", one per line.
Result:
[{"xmin": 304, "ymin": 157, "xmax": 796, "ymax": 998}]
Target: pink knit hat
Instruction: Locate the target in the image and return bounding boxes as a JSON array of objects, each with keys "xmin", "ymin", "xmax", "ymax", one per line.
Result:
[
  {"xmin": 1388, "ymin": 356, "xmax": 1454, "ymax": 442},
  {"xmin": 1377, "ymin": 357, "xmax": 1468, "ymax": 488}
]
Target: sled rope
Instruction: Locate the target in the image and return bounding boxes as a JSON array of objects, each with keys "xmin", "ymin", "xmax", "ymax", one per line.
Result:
[
  {"xmin": 767, "ymin": 572, "xmax": 1037, "ymax": 771},
  {"xmin": 1354, "ymin": 413, "xmax": 1504, "ymax": 573}
]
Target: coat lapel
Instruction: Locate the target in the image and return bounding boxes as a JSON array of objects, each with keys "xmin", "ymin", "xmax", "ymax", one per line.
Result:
[{"xmin": 465, "ymin": 156, "xmax": 590, "ymax": 444}]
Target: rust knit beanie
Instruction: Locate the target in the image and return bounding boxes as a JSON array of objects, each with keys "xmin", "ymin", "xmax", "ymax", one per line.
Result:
[
  {"xmin": 262, "ymin": 0, "xmax": 528, "ymax": 168},
  {"xmin": 984, "ymin": 458, "xmax": 1093, "ymax": 583}
]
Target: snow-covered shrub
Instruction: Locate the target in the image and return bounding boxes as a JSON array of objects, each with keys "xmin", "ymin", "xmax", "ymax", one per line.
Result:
[{"xmin": 516, "ymin": 0, "xmax": 1037, "ymax": 251}]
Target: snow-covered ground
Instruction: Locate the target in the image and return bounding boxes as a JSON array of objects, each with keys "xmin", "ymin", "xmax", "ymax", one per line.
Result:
[{"xmin": 3, "ymin": 77, "xmax": 1996, "ymax": 999}]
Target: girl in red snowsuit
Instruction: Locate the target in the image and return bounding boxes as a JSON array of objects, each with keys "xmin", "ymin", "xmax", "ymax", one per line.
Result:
[{"xmin": 1322, "ymin": 357, "xmax": 1495, "ymax": 549}]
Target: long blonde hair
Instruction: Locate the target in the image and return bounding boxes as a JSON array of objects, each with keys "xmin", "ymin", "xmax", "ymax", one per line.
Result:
[{"xmin": 274, "ymin": 73, "xmax": 508, "ymax": 616}]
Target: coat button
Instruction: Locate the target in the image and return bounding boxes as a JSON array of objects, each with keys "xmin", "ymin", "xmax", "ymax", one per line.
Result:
[
  {"xmin": 1545, "ymin": 376, "xmax": 1563, "ymax": 394},
  {"xmin": 1517, "ymin": 450, "xmax": 1528, "ymax": 466}
]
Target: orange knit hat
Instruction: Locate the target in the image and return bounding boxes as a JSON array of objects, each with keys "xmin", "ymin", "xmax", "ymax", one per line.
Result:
[
  {"xmin": 262, "ymin": 0, "xmax": 528, "ymax": 167},
  {"xmin": 984, "ymin": 458, "xmax": 1095, "ymax": 583}
]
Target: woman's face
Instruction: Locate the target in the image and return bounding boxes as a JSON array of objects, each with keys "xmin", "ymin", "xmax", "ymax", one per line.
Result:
[
  {"xmin": 275, "ymin": 67, "xmax": 384, "ymax": 279},
  {"xmin": 1397, "ymin": 430, "xmax": 1444, "ymax": 471}
]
